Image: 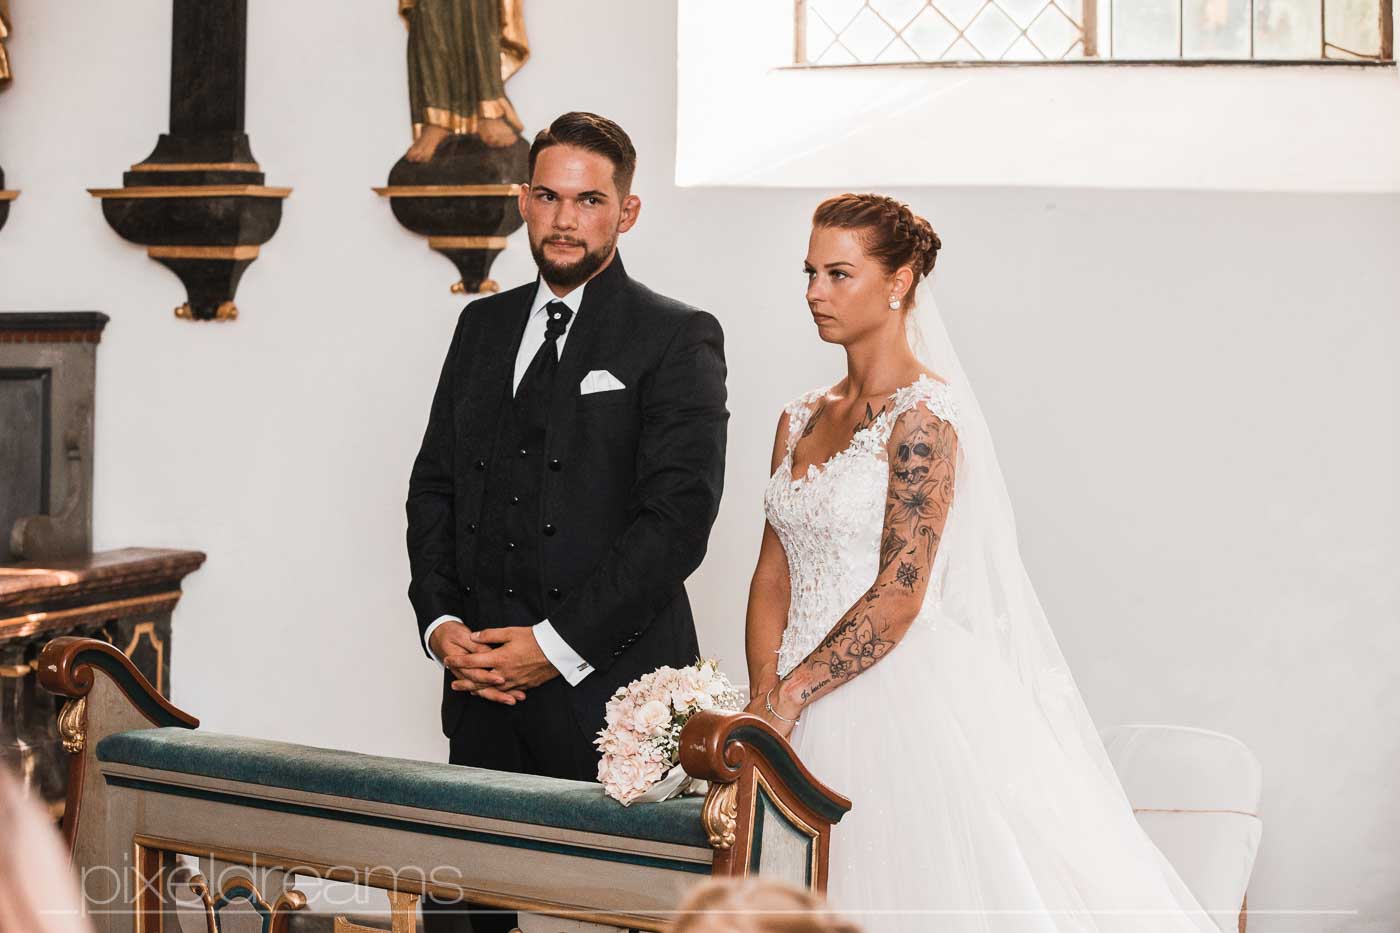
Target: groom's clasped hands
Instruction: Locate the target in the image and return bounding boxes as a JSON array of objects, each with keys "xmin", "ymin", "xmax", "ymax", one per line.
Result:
[{"xmin": 430, "ymin": 621, "xmax": 560, "ymax": 705}]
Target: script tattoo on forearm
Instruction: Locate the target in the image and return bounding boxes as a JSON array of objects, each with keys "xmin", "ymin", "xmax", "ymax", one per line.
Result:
[{"xmin": 782, "ymin": 405, "xmax": 958, "ymax": 709}]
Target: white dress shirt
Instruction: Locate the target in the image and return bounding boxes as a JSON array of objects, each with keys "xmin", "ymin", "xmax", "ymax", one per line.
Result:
[{"xmin": 422, "ymin": 278, "xmax": 596, "ymax": 685}]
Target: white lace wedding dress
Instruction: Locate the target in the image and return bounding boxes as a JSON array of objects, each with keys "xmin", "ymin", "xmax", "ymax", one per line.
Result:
[{"xmin": 763, "ymin": 375, "xmax": 1218, "ymax": 932}]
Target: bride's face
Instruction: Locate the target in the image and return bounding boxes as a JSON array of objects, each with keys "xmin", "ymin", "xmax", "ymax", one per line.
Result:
[{"xmin": 804, "ymin": 226, "xmax": 899, "ymax": 345}]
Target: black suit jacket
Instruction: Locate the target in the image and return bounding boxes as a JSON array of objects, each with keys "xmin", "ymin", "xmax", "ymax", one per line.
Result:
[{"xmin": 406, "ymin": 253, "xmax": 729, "ymax": 738}]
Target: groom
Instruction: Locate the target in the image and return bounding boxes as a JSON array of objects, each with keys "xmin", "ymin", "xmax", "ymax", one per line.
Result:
[{"xmin": 406, "ymin": 112, "xmax": 728, "ymax": 790}]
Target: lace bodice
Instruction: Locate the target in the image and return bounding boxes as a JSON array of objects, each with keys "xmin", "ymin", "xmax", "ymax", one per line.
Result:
[{"xmin": 764, "ymin": 375, "xmax": 960, "ymax": 677}]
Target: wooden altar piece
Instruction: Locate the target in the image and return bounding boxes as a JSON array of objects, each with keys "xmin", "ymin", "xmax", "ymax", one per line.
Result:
[{"xmin": 38, "ymin": 636, "xmax": 850, "ymax": 933}]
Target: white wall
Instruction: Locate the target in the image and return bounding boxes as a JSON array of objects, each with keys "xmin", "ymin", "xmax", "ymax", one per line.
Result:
[{"xmin": 1, "ymin": 2, "xmax": 1396, "ymax": 930}]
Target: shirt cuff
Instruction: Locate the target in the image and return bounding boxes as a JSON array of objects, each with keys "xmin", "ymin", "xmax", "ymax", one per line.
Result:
[
  {"xmin": 423, "ymin": 614, "xmax": 461, "ymax": 666},
  {"xmin": 533, "ymin": 619, "xmax": 593, "ymax": 686}
]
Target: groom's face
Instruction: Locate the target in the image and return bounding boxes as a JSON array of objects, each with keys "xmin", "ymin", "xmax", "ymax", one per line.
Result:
[{"xmin": 521, "ymin": 145, "xmax": 641, "ymax": 290}]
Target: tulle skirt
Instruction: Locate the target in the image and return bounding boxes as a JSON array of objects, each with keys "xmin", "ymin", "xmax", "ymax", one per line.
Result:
[{"xmin": 788, "ymin": 616, "xmax": 1219, "ymax": 933}]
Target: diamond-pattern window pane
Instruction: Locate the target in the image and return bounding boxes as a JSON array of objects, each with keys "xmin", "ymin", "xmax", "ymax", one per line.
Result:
[
  {"xmin": 999, "ymin": 0, "xmax": 1055, "ymax": 27},
  {"xmin": 937, "ymin": 0, "xmax": 992, "ymax": 29},
  {"xmin": 869, "ymin": 0, "xmax": 929, "ymax": 30},
  {"xmin": 1029, "ymin": 3, "xmax": 1088, "ymax": 57},
  {"xmin": 874, "ymin": 35, "xmax": 923, "ymax": 61},
  {"xmin": 965, "ymin": 5, "xmax": 1023, "ymax": 56},
  {"xmin": 810, "ymin": 0, "xmax": 867, "ymax": 32},
  {"xmin": 943, "ymin": 36, "xmax": 986, "ymax": 58},
  {"xmin": 1003, "ymin": 34, "xmax": 1048, "ymax": 58},
  {"xmin": 805, "ymin": 8, "xmax": 838, "ymax": 59},
  {"xmin": 840, "ymin": 7, "xmax": 900, "ymax": 59},
  {"xmin": 814, "ymin": 41, "xmax": 861, "ymax": 64},
  {"xmin": 903, "ymin": 8, "xmax": 961, "ymax": 58},
  {"xmin": 796, "ymin": 0, "xmax": 1389, "ymax": 63}
]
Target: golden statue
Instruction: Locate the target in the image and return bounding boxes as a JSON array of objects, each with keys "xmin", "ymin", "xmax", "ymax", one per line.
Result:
[
  {"xmin": 1, "ymin": 0, "xmax": 12, "ymax": 84},
  {"xmin": 399, "ymin": 0, "xmax": 529, "ymax": 163}
]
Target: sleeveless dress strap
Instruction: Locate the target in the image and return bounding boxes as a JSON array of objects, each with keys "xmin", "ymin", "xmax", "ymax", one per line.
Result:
[
  {"xmin": 878, "ymin": 375, "xmax": 960, "ymax": 445},
  {"xmin": 781, "ymin": 386, "xmax": 830, "ymax": 459}
]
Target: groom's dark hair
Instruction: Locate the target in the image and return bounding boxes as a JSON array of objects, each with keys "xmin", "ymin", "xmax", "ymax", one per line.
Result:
[{"xmin": 529, "ymin": 112, "xmax": 637, "ymax": 196}]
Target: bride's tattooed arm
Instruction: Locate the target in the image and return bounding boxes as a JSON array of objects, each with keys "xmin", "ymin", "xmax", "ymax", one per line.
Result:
[{"xmin": 775, "ymin": 403, "xmax": 958, "ymax": 714}]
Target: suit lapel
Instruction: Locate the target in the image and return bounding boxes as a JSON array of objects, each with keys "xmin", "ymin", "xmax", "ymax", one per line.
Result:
[{"xmin": 464, "ymin": 282, "xmax": 533, "ymax": 442}]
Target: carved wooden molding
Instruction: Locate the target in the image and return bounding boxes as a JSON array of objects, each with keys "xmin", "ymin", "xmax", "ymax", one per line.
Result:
[
  {"xmin": 36, "ymin": 636, "xmax": 199, "ymax": 728},
  {"xmin": 680, "ymin": 711, "xmax": 851, "ymax": 892}
]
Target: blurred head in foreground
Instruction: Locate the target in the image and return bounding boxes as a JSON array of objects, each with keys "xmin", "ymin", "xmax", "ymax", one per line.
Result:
[
  {"xmin": 0, "ymin": 766, "xmax": 93, "ymax": 933},
  {"xmin": 672, "ymin": 878, "xmax": 862, "ymax": 933}
]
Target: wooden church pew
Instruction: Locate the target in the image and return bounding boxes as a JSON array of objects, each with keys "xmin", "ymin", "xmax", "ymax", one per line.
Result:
[{"xmin": 37, "ymin": 636, "xmax": 850, "ymax": 932}]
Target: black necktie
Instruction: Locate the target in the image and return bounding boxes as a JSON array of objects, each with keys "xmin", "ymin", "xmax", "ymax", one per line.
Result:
[{"xmin": 516, "ymin": 300, "xmax": 574, "ymax": 428}]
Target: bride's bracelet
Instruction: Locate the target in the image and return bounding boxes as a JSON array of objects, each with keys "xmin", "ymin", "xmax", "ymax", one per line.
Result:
[{"xmin": 764, "ymin": 685, "xmax": 800, "ymax": 725}]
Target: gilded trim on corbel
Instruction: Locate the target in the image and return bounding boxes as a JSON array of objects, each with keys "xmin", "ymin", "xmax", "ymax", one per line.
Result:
[
  {"xmin": 373, "ymin": 184, "xmax": 522, "ymax": 197},
  {"xmin": 428, "ymin": 236, "xmax": 509, "ymax": 250},
  {"xmin": 87, "ymin": 185, "xmax": 292, "ymax": 199},
  {"xmin": 148, "ymin": 245, "xmax": 261, "ymax": 261},
  {"xmin": 129, "ymin": 162, "xmax": 261, "ymax": 172}
]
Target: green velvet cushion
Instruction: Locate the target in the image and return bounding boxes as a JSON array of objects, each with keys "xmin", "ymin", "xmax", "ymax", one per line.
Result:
[{"xmin": 97, "ymin": 728, "xmax": 709, "ymax": 849}]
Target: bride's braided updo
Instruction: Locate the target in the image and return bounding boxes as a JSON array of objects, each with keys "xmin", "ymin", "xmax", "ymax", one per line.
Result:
[{"xmin": 812, "ymin": 193, "xmax": 942, "ymax": 307}]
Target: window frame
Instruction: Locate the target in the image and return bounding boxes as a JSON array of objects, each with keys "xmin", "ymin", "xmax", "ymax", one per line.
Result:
[{"xmin": 790, "ymin": 0, "xmax": 1395, "ymax": 67}]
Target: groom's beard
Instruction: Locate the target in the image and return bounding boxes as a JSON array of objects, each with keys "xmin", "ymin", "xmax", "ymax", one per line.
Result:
[{"xmin": 531, "ymin": 233, "xmax": 615, "ymax": 290}]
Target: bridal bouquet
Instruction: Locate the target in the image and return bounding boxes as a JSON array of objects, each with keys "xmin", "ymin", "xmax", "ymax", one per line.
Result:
[{"xmin": 595, "ymin": 658, "xmax": 744, "ymax": 806}]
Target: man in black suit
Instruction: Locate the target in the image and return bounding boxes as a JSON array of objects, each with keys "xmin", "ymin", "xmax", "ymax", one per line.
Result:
[{"xmin": 406, "ymin": 109, "xmax": 727, "ymax": 803}]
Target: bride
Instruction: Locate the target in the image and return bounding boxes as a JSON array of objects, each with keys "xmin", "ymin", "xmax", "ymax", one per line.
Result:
[{"xmin": 743, "ymin": 193, "xmax": 1218, "ymax": 931}]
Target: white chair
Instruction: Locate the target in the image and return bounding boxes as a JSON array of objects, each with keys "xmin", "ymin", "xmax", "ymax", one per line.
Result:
[{"xmin": 1100, "ymin": 724, "xmax": 1263, "ymax": 933}]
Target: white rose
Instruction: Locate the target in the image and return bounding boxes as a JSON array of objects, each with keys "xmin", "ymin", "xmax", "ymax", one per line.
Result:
[
  {"xmin": 668, "ymin": 685, "xmax": 701, "ymax": 710},
  {"xmin": 611, "ymin": 728, "xmax": 640, "ymax": 757},
  {"xmin": 632, "ymin": 699, "xmax": 671, "ymax": 733},
  {"xmin": 604, "ymin": 757, "xmax": 648, "ymax": 805},
  {"xmin": 637, "ymin": 758, "xmax": 667, "ymax": 791}
]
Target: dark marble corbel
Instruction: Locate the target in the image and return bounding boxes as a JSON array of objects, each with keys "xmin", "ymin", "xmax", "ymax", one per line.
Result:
[
  {"xmin": 87, "ymin": 0, "xmax": 288, "ymax": 322},
  {"xmin": 375, "ymin": 135, "xmax": 527, "ymax": 296},
  {"xmin": 0, "ymin": 166, "xmax": 17, "ymax": 233}
]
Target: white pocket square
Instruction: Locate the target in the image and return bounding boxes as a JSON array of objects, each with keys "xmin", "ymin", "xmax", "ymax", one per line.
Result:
[{"xmin": 579, "ymin": 370, "xmax": 626, "ymax": 395}]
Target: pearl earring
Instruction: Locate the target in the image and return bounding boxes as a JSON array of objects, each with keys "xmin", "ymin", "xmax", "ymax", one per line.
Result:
[{"xmin": 889, "ymin": 297, "xmax": 901, "ymax": 311}]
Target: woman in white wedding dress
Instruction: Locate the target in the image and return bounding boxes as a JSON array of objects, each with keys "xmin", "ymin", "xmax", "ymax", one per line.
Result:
[{"xmin": 743, "ymin": 194, "xmax": 1219, "ymax": 932}]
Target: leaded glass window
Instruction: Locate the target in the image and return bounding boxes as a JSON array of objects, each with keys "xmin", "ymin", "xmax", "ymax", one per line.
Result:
[{"xmin": 794, "ymin": 0, "xmax": 1394, "ymax": 62}]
